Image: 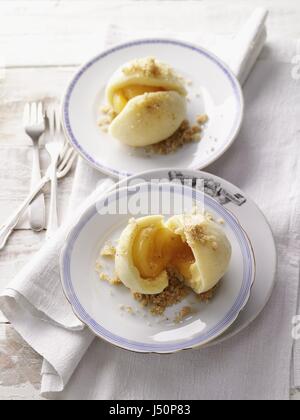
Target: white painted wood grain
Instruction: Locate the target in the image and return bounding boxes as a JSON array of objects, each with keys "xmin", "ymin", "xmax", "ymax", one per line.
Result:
[
  {"xmin": 0, "ymin": 0, "xmax": 299, "ymax": 401},
  {"xmin": 0, "ymin": 324, "xmax": 44, "ymax": 400},
  {"xmin": 0, "ymin": 66, "xmax": 77, "ymax": 146},
  {"xmin": 0, "ymin": 146, "xmax": 75, "ymax": 223},
  {"xmin": 0, "ymin": 66, "xmax": 77, "ymax": 321},
  {"xmin": 0, "ymin": 66, "xmax": 77, "ymax": 233},
  {"xmin": 1, "ymin": 0, "xmax": 300, "ymax": 67}
]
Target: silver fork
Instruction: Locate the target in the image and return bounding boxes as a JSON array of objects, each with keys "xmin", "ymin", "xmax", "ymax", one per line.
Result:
[
  {"xmin": 0, "ymin": 146, "xmax": 77, "ymax": 250},
  {"xmin": 24, "ymin": 102, "xmax": 46, "ymax": 232},
  {"xmin": 45, "ymin": 105, "xmax": 65, "ymax": 239}
]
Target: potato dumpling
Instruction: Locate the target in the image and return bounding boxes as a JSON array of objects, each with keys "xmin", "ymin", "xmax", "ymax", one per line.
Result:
[
  {"xmin": 115, "ymin": 214, "xmax": 232, "ymax": 295},
  {"xmin": 105, "ymin": 57, "xmax": 187, "ymax": 147},
  {"xmin": 166, "ymin": 214, "xmax": 232, "ymax": 294},
  {"xmin": 109, "ymin": 91, "xmax": 186, "ymax": 148},
  {"xmin": 112, "ymin": 85, "xmax": 164, "ymax": 114},
  {"xmin": 115, "ymin": 216, "xmax": 169, "ymax": 295}
]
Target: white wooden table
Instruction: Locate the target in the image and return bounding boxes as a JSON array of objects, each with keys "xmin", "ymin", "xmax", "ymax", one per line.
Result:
[{"xmin": 0, "ymin": 0, "xmax": 299, "ymax": 400}]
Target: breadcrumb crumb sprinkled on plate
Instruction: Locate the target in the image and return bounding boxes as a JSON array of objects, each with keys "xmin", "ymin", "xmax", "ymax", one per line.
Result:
[
  {"xmin": 196, "ymin": 114, "xmax": 209, "ymax": 125},
  {"xmin": 174, "ymin": 306, "xmax": 193, "ymax": 323},
  {"xmin": 101, "ymin": 242, "xmax": 116, "ymax": 257}
]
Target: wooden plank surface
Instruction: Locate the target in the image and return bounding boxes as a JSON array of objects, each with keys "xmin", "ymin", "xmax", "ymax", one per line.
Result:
[
  {"xmin": 0, "ymin": 66, "xmax": 77, "ymax": 146},
  {"xmin": 0, "ymin": 67, "xmax": 76, "ymax": 324},
  {"xmin": 1, "ymin": 0, "xmax": 300, "ymax": 67},
  {"xmin": 0, "ymin": 324, "xmax": 44, "ymax": 400},
  {"xmin": 0, "ymin": 0, "xmax": 299, "ymax": 401},
  {"xmin": 0, "ymin": 66, "xmax": 76, "ymax": 227}
]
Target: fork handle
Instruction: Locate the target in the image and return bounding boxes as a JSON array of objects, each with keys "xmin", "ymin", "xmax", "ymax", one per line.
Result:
[
  {"xmin": 0, "ymin": 177, "xmax": 49, "ymax": 251},
  {"xmin": 29, "ymin": 143, "xmax": 46, "ymax": 232},
  {"xmin": 46, "ymin": 159, "xmax": 59, "ymax": 240}
]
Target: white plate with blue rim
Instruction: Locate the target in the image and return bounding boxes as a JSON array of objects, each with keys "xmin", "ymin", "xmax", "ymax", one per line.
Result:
[
  {"xmin": 116, "ymin": 169, "xmax": 277, "ymax": 348},
  {"xmin": 62, "ymin": 39, "xmax": 244, "ymax": 178},
  {"xmin": 61, "ymin": 181, "xmax": 256, "ymax": 353}
]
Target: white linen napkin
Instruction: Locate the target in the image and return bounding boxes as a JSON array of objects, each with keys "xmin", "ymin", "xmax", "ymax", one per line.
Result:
[
  {"xmin": 227, "ymin": 8, "xmax": 268, "ymax": 85},
  {"xmin": 2, "ymin": 9, "xmax": 300, "ymax": 399},
  {"xmin": 0, "ymin": 177, "xmax": 115, "ymax": 392},
  {"xmin": 104, "ymin": 8, "xmax": 268, "ymax": 85}
]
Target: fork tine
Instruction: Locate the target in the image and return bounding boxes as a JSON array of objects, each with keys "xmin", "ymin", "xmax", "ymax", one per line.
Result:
[
  {"xmin": 54, "ymin": 107, "xmax": 61, "ymax": 136},
  {"xmin": 47, "ymin": 103, "xmax": 55, "ymax": 138},
  {"xmin": 58, "ymin": 146, "xmax": 74, "ymax": 170},
  {"xmin": 23, "ymin": 103, "xmax": 30, "ymax": 126},
  {"xmin": 59, "ymin": 141, "xmax": 70, "ymax": 161},
  {"xmin": 37, "ymin": 102, "xmax": 44, "ymax": 124},
  {"xmin": 31, "ymin": 102, "xmax": 37, "ymax": 125},
  {"xmin": 58, "ymin": 151, "xmax": 77, "ymax": 178},
  {"xmin": 65, "ymin": 152, "xmax": 77, "ymax": 171}
]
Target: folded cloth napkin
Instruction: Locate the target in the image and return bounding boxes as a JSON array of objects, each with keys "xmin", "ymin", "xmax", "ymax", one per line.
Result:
[
  {"xmin": 0, "ymin": 177, "xmax": 115, "ymax": 392},
  {"xmin": 227, "ymin": 7, "xmax": 268, "ymax": 85},
  {"xmin": 1, "ymin": 9, "xmax": 300, "ymax": 400}
]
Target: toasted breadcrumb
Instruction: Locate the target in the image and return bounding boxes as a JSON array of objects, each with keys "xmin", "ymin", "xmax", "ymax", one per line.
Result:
[
  {"xmin": 98, "ymin": 272, "xmax": 122, "ymax": 286},
  {"xmin": 144, "ymin": 112, "xmax": 208, "ymax": 156},
  {"xmin": 144, "ymin": 120, "xmax": 201, "ymax": 155},
  {"xmin": 98, "ymin": 116, "xmax": 112, "ymax": 125},
  {"xmin": 122, "ymin": 57, "xmax": 174, "ymax": 79},
  {"xmin": 110, "ymin": 277, "xmax": 122, "ymax": 285},
  {"xmin": 191, "ymin": 124, "xmax": 202, "ymax": 134},
  {"xmin": 187, "ymin": 224, "xmax": 218, "ymax": 250},
  {"xmin": 119, "ymin": 305, "xmax": 135, "ymax": 314},
  {"xmin": 196, "ymin": 285, "xmax": 219, "ymax": 303},
  {"xmin": 101, "ymin": 105, "xmax": 111, "ymax": 114},
  {"xmin": 124, "ymin": 305, "xmax": 134, "ymax": 314},
  {"xmin": 174, "ymin": 306, "xmax": 193, "ymax": 323},
  {"xmin": 108, "ymin": 107, "xmax": 117, "ymax": 116},
  {"xmin": 133, "ymin": 269, "xmax": 216, "ymax": 316},
  {"xmin": 206, "ymin": 213, "xmax": 214, "ymax": 222},
  {"xmin": 101, "ymin": 243, "xmax": 116, "ymax": 258},
  {"xmin": 196, "ymin": 114, "xmax": 209, "ymax": 125},
  {"xmin": 99, "ymin": 272, "xmax": 110, "ymax": 282},
  {"xmin": 205, "ymin": 211, "xmax": 215, "ymax": 222},
  {"xmin": 192, "ymin": 133, "xmax": 201, "ymax": 142},
  {"xmin": 96, "ymin": 257, "xmax": 217, "ymax": 319},
  {"xmin": 98, "ymin": 105, "xmax": 117, "ymax": 132},
  {"xmin": 133, "ymin": 270, "xmax": 190, "ymax": 315}
]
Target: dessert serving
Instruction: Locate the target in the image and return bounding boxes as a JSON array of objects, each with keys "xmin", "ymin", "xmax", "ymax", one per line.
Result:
[
  {"xmin": 97, "ymin": 211, "xmax": 232, "ymax": 321},
  {"xmin": 99, "ymin": 57, "xmax": 208, "ymax": 153},
  {"xmin": 61, "ymin": 176, "xmax": 258, "ymax": 351},
  {"xmin": 63, "ymin": 39, "xmax": 244, "ymax": 177},
  {"xmin": 105, "ymin": 57, "xmax": 187, "ymax": 147},
  {"xmin": 116, "ymin": 213, "xmax": 232, "ymax": 295}
]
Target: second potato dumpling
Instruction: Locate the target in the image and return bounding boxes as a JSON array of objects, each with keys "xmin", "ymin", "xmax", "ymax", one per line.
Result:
[{"xmin": 106, "ymin": 57, "xmax": 187, "ymax": 147}]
